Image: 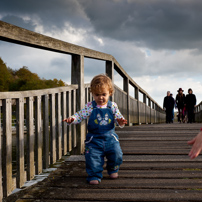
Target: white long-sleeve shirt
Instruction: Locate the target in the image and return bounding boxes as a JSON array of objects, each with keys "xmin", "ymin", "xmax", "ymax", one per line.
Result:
[{"xmin": 70, "ymin": 101, "xmax": 125, "ymax": 127}]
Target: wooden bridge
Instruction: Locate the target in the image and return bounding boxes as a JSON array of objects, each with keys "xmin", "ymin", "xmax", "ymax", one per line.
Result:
[
  {"xmin": 6, "ymin": 123, "xmax": 202, "ymax": 202},
  {"xmin": 1, "ymin": 21, "xmax": 202, "ymax": 201}
]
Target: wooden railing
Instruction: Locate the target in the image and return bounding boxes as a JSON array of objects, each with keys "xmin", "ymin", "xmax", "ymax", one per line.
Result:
[
  {"xmin": 194, "ymin": 102, "xmax": 202, "ymax": 122},
  {"xmin": 0, "ymin": 20, "xmax": 165, "ymax": 201}
]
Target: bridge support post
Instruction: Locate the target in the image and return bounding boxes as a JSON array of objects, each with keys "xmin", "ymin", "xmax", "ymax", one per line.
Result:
[
  {"xmin": 2, "ymin": 99, "xmax": 12, "ymax": 197},
  {"xmin": 144, "ymin": 94, "xmax": 147, "ymax": 124},
  {"xmin": 106, "ymin": 61, "xmax": 114, "ymax": 102},
  {"xmin": 135, "ymin": 87, "xmax": 140, "ymax": 124},
  {"xmin": 124, "ymin": 77, "xmax": 130, "ymax": 126},
  {"xmin": 0, "ymin": 104, "xmax": 2, "ymax": 202},
  {"xmin": 71, "ymin": 54, "xmax": 86, "ymax": 154}
]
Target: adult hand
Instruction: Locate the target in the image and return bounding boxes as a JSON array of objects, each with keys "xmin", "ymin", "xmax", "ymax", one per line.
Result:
[{"xmin": 188, "ymin": 131, "xmax": 202, "ymax": 159}]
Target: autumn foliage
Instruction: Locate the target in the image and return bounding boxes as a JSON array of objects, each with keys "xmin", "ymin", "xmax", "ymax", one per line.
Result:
[{"xmin": 0, "ymin": 57, "xmax": 66, "ymax": 92}]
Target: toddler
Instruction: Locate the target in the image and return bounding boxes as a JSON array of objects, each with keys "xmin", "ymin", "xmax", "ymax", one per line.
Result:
[{"xmin": 63, "ymin": 74, "xmax": 127, "ymax": 185}]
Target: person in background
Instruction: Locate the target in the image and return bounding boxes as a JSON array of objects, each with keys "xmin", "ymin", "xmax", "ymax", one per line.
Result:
[
  {"xmin": 185, "ymin": 88, "xmax": 196, "ymax": 123},
  {"xmin": 175, "ymin": 88, "xmax": 185, "ymax": 123},
  {"xmin": 163, "ymin": 91, "xmax": 175, "ymax": 123},
  {"xmin": 170, "ymin": 93, "xmax": 174, "ymax": 122}
]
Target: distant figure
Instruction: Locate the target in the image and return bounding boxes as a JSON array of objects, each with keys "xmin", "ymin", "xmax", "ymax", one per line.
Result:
[
  {"xmin": 175, "ymin": 88, "xmax": 185, "ymax": 123},
  {"xmin": 163, "ymin": 91, "xmax": 175, "ymax": 123},
  {"xmin": 170, "ymin": 93, "xmax": 174, "ymax": 122},
  {"xmin": 185, "ymin": 88, "xmax": 196, "ymax": 123}
]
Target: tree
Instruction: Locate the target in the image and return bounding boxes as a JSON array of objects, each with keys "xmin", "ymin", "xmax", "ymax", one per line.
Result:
[
  {"xmin": 0, "ymin": 58, "xmax": 67, "ymax": 92},
  {"xmin": 0, "ymin": 58, "xmax": 11, "ymax": 91}
]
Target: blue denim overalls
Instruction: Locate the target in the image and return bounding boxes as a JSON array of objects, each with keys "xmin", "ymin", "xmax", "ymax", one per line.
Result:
[{"xmin": 85, "ymin": 100, "xmax": 123, "ymax": 182}]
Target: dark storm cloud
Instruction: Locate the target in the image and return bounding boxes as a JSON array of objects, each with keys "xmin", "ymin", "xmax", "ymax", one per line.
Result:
[
  {"xmin": 2, "ymin": 0, "xmax": 202, "ymax": 50},
  {"xmin": 79, "ymin": 0, "xmax": 202, "ymax": 50},
  {"xmin": 0, "ymin": 0, "xmax": 90, "ymax": 32}
]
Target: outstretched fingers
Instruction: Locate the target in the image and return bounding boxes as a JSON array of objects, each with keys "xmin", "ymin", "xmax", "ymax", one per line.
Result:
[
  {"xmin": 188, "ymin": 133, "xmax": 202, "ymax": 159},
  {"xmin": 63, "ymin": 117, "xmax": 74, "ymax": 123}
]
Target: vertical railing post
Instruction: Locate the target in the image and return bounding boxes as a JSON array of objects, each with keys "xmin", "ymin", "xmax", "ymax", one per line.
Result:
[
  {"xmin": 124, "ymin": 77, "xmax": 130, "ymax": 125},
  {"xmin": 56, "ymin": 93, "xmax": 62, "ymax": 159},
  {"xmin": 155, "ymin": 103, "xmax": 157, "ymax": 123},
  {"xmin": 144, "ymin": 94, "xmax": 147, "ymax": 124},
  {"xmin": 67, "ymin": 91, "xmax": 72, "ymax": 152},
  {"xmin": 42, "ymin": 94, "xmax": 49, "ymax": 169},
  {"xmin": 148, "ymin": 98, "xmax": 151, "ymax": 124},
  {"xmin": 71, "ymin": 54, "xmax": 85, "ymax": 154},
  {"xmin": 2, "ymin": 99, "xmax": 12, "ymax": 197},
  {"xmin": 16, "ymin": 98, "xmax": 25, "ymax": 187},
  {"xmin": 34, "ymin": 96, "xmax": 42, "ymax": 174},
  {"xmin": 72, "ymin": 90, "xmax": 76, "ymax": 149},
  {"xmin": 0, "ymin": 103, "xmax": 2, "ymax": 202},
  {"xmin": 26, "ymin": 97, "xmax": 35, "ymax": 181},
  {"xmin": 106, "ymin": 60, "xmax": 114, "ymax": 102},
  {"xmin": 49, "ymin": 94, "xmax": 56, "ymax": 164},
  {"xmin": 62, "ymin": 92, "xmax": 67, "ymax": 155},
  {"xmin": 135, "ymin": 87, "xmax": 140, "ymax": 124}
]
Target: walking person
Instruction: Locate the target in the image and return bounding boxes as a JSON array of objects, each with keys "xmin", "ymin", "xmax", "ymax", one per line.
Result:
[
  {"xmin": 163, "ymin": 91, "xmax": 175, "ymax": 123},
  {"xmin": 63, "ymin": 74, "xmax": 127, "ymax": 185},
  {"xmin": 185, "ymin": 88, "xmax": 196, "ymax": 123},
  {"xmin": 175, "ymin": 88, "xmax": 185, "ymax": 123},
  {"xmin": 170, "ymin": 93, "xmax": 175, "ymax": 122}
]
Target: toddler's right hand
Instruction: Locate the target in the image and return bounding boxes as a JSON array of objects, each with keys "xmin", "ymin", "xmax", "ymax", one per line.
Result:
[{"xmin": 63, "ymin": 117, "xmax": 75, "ymax": 124}]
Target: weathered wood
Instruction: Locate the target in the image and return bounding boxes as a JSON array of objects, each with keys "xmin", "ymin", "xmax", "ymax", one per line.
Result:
[
  {"xmin": 61, "ymin": 92, "xmax": 67, "ymax": 155},
  {"xmin": 26, "ymin": 97, "xmax": 35, "ymax": 181},
  {"xmin": 106, "ymin": 60, "xmax": 114, "ymax": 102},
  {"xmin": 0, "ymin": 21, "xmax": 165, "ymax": 114},
  {"xmin": 34, "ymin": 96, "xmax": 42, "ymax": 174},
  {"xmin": 49, "ymin": 94, "xmax": 56, "ymax": 164},
  {"xmin": 0, "ymin": 85, "xmax": 78, "ymax": 99},
  {"xmin": 0, "ymin": 21, "xmax": 112, "ymax": 61},
  {"xmin": 2, "ymin": 99, "xmax": 13, "ymax": 197},
  {"xmin": 67, "ymin": 91, "xmax": 72, "ymax": 152},
  {"xmin": 56, "ymin": 93, "xmax": 62, "ymax": 159},
  {"xmin": 0, "ymin": 21, "xmax": 168, "ymax": 201},
  {"xmin": 124, "ymin": 77, "xmax": 130, "ymax": 125},
  {"xmin": 0, "ymin": 105, "xmax": 2, "ymax": 202},
  {"xmin": 7, "ymin": 124, "xmax": 202, "ymax": 202},
  {"xmin": 71, "ymin": 55, "xmax": 85, "ymax": 154},
  {"xmin": 16, "ymin": 98, "xmax": 25, "ymax": 187},
  {"xmin": 72, "ymin": 90, "xmax": 76, "ymax": 150},
  {"xmin": 42, "ymin": 95, "xmax": 49, "ymax": 169}
]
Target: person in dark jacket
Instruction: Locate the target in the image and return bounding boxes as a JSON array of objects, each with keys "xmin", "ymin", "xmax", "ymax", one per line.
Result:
[
  {"xmin": 175, "ymin": 88, "xmax": 185, "ymax": 123},
  {"xmin": 185, "ymin": 88, "xmax": 196, "ymax": 123},
  {"xmin": 163, "ymin": 91, "xmax": 175, "ymax": 123}
]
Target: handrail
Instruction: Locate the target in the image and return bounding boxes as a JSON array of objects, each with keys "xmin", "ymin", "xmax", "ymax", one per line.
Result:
[
  {"xmin": 0, "ymin": 20, "xmax": 162, "ymax": 110},
  {"xmin": 0, "ymin": 20, "xmax": 165, "ymax": 201}
]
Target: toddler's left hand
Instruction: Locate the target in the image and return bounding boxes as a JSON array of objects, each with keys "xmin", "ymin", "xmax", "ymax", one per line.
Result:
[{"xmin": 116, "ymin": 118, "xmax": 127, "ymax": 126}]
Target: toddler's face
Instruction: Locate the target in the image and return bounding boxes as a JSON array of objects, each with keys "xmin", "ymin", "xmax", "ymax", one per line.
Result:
[{"xmin": 92, "ymin": 85, "xmax": 111, "ymax": 105}]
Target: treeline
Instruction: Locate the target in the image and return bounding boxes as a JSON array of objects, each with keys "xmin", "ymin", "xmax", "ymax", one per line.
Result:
[{"xmin": 0, "ymin": 57, "xmax": 66, "ymax": 92}]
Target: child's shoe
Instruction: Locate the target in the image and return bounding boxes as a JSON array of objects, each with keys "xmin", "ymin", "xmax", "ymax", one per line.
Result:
[
  {"xmin": 110, "ymin": 172, "xmax": 118, "ymax": 179},
  {"xmin": 89, "ymin": 180, "xmax": 99, "ymax": 185}
]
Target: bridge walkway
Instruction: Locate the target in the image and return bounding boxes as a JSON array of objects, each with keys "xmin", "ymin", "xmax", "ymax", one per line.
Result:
[{"xmin": 9, "ymin": 123, "xmax": 202, "ymax": 202}]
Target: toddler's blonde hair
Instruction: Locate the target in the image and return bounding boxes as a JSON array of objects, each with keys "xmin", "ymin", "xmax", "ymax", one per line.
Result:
[{"xmin": 90, "ymin": 74, "xmax": 114, "ymax": 95}]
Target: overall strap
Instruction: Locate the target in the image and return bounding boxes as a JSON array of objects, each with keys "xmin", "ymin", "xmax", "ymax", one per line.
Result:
[
  {"xmin": 107, "ymin": 100, "xmax": 112, "ymax": 109},
  {"xmin": 92, "ymin": 100, "xmax": 97, "ymax": 109}
]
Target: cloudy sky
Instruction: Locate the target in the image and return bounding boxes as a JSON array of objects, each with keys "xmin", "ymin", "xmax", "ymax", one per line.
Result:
[{"xmin": 1, "ymin": 0, "xmax": 202, "ymax": 107}]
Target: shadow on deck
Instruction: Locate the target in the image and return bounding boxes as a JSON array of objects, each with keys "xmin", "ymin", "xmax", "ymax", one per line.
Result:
[{"xmin": 6, "ymin": 123, "xmax": 202, "ymax": 202}]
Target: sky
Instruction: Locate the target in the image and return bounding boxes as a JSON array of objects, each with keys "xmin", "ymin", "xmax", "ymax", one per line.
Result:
[{"xmin": 1, "ymin": 0, "xmax": 202, "ymax": 108}]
